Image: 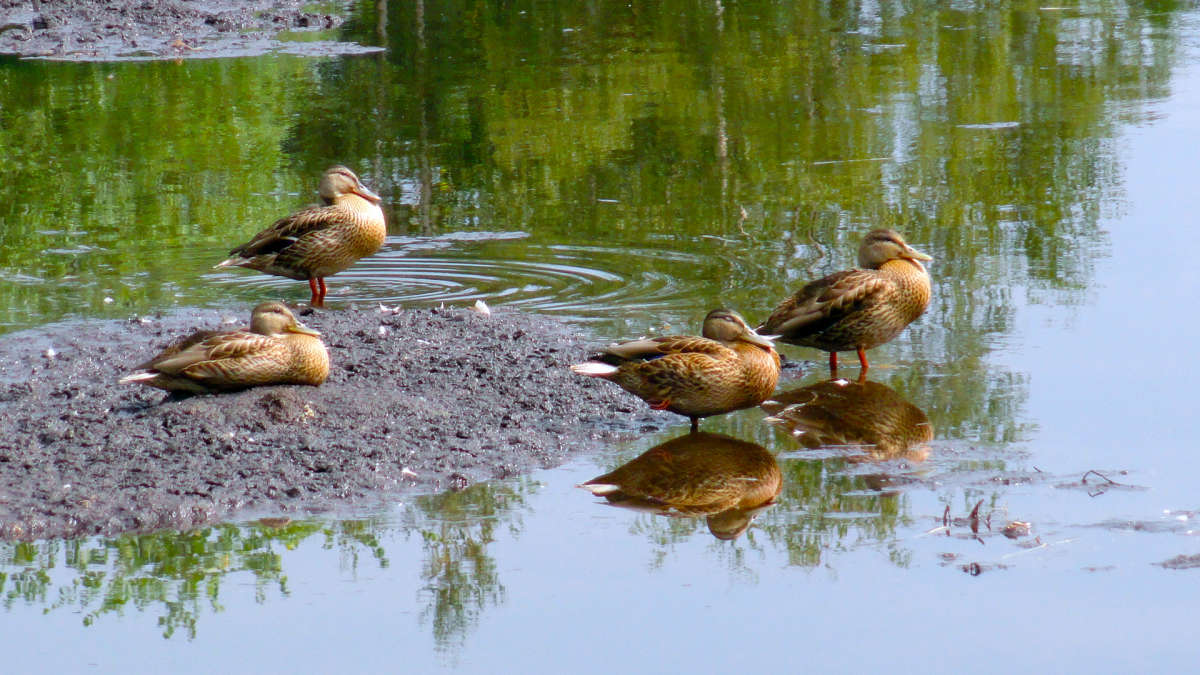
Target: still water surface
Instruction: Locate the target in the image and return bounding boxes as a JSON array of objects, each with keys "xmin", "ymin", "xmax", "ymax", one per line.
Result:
[{"xmin": 2, "ymin": 1, "xmax": 1199, "ymax": 671}]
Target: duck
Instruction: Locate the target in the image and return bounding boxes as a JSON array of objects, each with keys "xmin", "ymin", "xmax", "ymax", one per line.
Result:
[
  {"xmin": 579, "ymin": 432, "xmax": 781, "ymax": 540},
  {"xmin": 119, "ymin": 302, "xmax": 330, "ymax": 393},
  {"xmin": 215, "ymin": 165, "xmax": 386, "ymax": 308},
  {"xmin": 758, "ymin": 228, "xmax": 932, "ymax": 376},
  {"xmin": 571, "ymin": 308, "xmax": 780, "ymax": 432}
]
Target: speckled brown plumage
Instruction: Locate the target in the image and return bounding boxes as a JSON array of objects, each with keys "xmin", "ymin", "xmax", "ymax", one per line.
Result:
[
  {"xmin": 216, "ymin": 165, "xmax": 385, "ymax": 307},
  {"xmin": 119, "ymin": 302, "xmax": 330, "ymax": 393},
  {"xmin": 759, "ymin": 229, "xmax": 932, "ymax": 375},
  {"xmin": 571, "ymin": 309, "xmax": 780, "ymax": 432},
  {"xmin": 761, "ymin": 378, "xmax": 932, "ymax": 461},
  {"xmin": 579, "ymin": 431, "xmax": 781, "ymax": 540}
]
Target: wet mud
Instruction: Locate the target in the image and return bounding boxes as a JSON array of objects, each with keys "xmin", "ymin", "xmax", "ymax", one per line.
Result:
[
  {"xmin": 0, "ymin": 305, "xmax": 662, "ymax": 540},
  {"xmin": 0, "ymin": 0, "xmax": 379, "ymax": 61}
]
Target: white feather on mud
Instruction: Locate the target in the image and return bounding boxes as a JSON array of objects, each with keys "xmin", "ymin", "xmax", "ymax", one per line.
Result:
[{"xmin": 570, "ymin": 362, "xmax": 618, "ymax": 377}]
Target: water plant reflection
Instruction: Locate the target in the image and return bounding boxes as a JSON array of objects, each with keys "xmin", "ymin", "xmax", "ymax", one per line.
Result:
[
  {"xmin": 580, "ymin": 432, "xmax": 781, "ymax": 540},
  {"xmin": 0, "ymin": 519, "xmax": 351, "ymax": 639},
  {"xmin": 762, "ymin": 378, "xmax": 932, "ymax": 462}
]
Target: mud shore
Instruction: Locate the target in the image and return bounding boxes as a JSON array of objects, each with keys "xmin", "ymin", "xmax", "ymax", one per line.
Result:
[
  {"xmin": 0, "ymin": 305, "xmax": 663, "ymax": 540},
  {"xmin": 0, "ymin": 0, "xmax": 379, "ymax": 61}
]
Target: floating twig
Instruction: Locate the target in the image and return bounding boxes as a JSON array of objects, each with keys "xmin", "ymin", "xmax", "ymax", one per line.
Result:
[{"xmin": 1081, "ymin": 470, "xmax": 1120, "ymax": 486}]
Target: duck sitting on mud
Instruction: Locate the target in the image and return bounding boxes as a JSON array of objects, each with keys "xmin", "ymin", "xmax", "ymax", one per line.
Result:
[
  {"xmin": 215, "ymin": 165, "xmax": 386, "ymax": 308},
  {"xmin": 571, "ymin": 309, "xmax": 780, "ymax": 432},
  {"xmin": 758, "ymin": 228, "xmax": 932, "ymax": 376},
  {"xmin": 119, "ymin": 302, "xmax": 329, "ymax": 393}
]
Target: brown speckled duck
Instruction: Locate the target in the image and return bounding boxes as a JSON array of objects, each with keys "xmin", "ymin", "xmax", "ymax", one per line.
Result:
[
  {"xmin": 119, "ymin": 302, "xmax": 329, "ymax": 393},
  {"xmin": 759, "ymin": 229, "xmax": 932, "ymax": 375},
  {"xmin": 579, "ymin": 432, "xmax": 781, "ymax": 540},
  {"xmin": 216, "ymin": 166, "xmax": 385, "ymax": 307},
  {"xmin": 571, "ymin": 309, "xmax": 780, "ymax": 432}
]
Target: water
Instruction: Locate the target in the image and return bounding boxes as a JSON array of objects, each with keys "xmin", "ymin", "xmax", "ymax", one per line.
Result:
[{"xmin": 2, "ymin": 0, "xmax": 1199, "ymax": 671}]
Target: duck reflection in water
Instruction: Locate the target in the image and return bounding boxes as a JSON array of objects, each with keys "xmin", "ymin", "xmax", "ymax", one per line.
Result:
[
  {"xmin": 761, "ymin": 378, "xmax": 932, "ymax": 463},
  {"xmin": 579, "ymin": 432, "xmax": 781, "ymax": 540}
]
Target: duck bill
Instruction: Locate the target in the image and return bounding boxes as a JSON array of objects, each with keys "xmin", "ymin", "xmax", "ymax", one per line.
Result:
[
  {"xmin": 742, "ymin": 328, "xmax": 776, "ymax": 349},
  {"xmin": 288, "ymin": 322, "xmax": 322, "ymax": 337},
  {"xmin": 355, "ymin": 183, "xmax": 382, "ymax": 204},
  {"xmin": 904, "ymin": 245, "xmax": 933, "ymax": 262}
]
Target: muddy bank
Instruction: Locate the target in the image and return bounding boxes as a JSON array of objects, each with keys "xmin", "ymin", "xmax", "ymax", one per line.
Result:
[
  {"xmin": 0, "ymin": 305, "xmax": 665, "ymax": 540},
  {"xmin": 0, "ymin": 0, "xmax": 380, "ymax": 61}
]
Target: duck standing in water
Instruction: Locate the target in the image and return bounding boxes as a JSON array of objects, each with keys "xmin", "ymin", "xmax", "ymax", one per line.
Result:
[
  {"xmin": 216, "ymin": 165, "xmax": 385, "ymax": 308},
  {"xmin": 571, "ymin": 309, "xmax": 780, "ymax": 432},
  {"xmin": 119, "ymin": 302, "xmax": 329, "ymax": 393},
  {"xmin": 758, "ymin": 229, "xmax": 932, "ymax": 376}
]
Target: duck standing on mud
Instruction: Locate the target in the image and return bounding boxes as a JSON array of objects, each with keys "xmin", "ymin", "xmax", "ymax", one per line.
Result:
[
  {"xmin": 758, "ymin": 229, "xmax": 932, "ymax": 377},
  {"xmin": 119, "ymin": 302, "xmax": 329, "ymax": 393},
  {"xmin": 571, "ymin": 309, "xmax": 780, "ymax": 432},
  {"xmin": 216, "ymin": 165, "xmax": 386, "ymax": 308}
]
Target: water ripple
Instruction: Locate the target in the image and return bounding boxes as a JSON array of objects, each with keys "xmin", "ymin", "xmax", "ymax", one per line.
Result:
[{"xmin": 212, "ymin": 234, "xmax": 718, "ymax": 327}]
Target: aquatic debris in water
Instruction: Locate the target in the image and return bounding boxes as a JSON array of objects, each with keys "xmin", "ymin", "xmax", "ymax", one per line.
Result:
[
  {"xmin": 1155, "ymin": 554, "xmax": 1200, "ymax": 570},
  {"xmin": 1055, "ymin": 469, "xmax": 1146, "ymax": 497},
  {"xmin": 1002, "ymin": 521, "xmax": 1032, "ymax": 539},
  {"xmin": 943, "ymin": 499, "xmax": 988, "ymax": 530},
  {"xmin": 257, "ymin": 517, "xmax": 292, "ymax": 529},
  {"xmin": 960, "ymin": 561, "xmax": 1009, "ymax": 576},
  {"xmin": 928, "ymin": 499, "xmax": 1036, "ymax": 548}
]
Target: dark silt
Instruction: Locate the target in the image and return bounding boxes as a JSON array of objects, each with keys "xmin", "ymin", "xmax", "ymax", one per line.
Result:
[{"xmin": 0, "ymin": 306, "xmax": 662, "ymax": 540}]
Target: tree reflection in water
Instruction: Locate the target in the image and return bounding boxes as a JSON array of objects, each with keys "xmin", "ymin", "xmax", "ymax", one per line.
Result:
[
  {"xmin": 403, "ymin": 481, "xmax": 530, "ymax": 653},
  {"xmin": 1, "ymin": 521, "xmax": 319, "ymax": 638},
  {"xmin": 0, "ymin": 480, "xmax": 532, "ymax": 647}
]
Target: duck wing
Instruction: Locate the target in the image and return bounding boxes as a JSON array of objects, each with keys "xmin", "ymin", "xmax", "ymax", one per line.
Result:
[
  {"xmin": 226, "ymin": 204, "xmax": 345, "ymax": 259},
  {"xmin": 132, "ymin": 329, "xmax": 222, "ymax": 370},
  {"xmin": 598, "ymin": 335, "xmax": 734, "ymax": 365},
  {"xmin": 148, "ymin": 331, "xmax": 278, "ymax": 376},
  {"xmin": 760, "ymin": 269, "xmax": 892, "ymax": 338}
]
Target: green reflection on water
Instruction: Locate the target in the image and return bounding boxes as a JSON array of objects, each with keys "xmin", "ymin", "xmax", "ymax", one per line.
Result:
[
  {"xmin": 0, "ymin": 521, "xmax": 306, "ymax": 638},
  {"xmin": 1, "ymin": 0, "xmax": 1171, "ymax": 337},
  {"xmin": 0, "ymin": 55, "xmax": 329, "ymax": 328},
  {"xmin": 406, "ymin": 481, "xmax": 529, "ymax": 653},
  {"xmin": 0, "ymin": 481, "xmax": 527, "ymax": 645}
]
